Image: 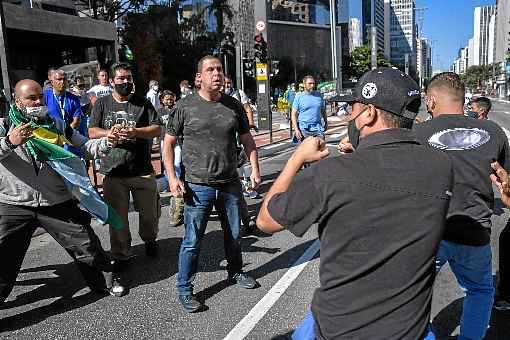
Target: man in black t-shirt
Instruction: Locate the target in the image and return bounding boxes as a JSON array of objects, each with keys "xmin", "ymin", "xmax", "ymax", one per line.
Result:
[
  {"xmin": 89, "ymin": 63, "xmax": 162, "ymax": 265},
  {"xmin": 257, "ymin": 67, "xmax": 453, "ymax": 340},
  {"xmin": 163, "ymin": 56, "xmax": 262, "ymax": 313},
  {"xmin": 414, "ymin": 72, "xmax": 510, "ymax": 340}
]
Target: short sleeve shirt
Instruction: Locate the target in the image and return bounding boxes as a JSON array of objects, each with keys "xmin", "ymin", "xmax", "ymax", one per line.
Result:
[
  {"xmin": 268, "ymin": 129, "xmax": 453, "ymax": 340},
  {"xmin": 292, "ymin": 91, "xmax": 324, "ymax": 125},
  {"xmin": 89, "ymin": 94, "xmax": 161, "ymax": 177},
  {"xmin": 166, "ymin": 93, "xmax": 250, "ymax": 185},
  {"xmin": 87, "ymin": 84, "xmax": 112, "ymax": 99},
  {"xmin": 414, "ymin": 114, "xmax": 510, "ymax": 245}
]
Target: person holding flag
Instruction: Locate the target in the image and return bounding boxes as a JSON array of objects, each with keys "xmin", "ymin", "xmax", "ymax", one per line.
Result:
[{"xmin": 0, "ymin": 79, "xmax": 127, "ymax": 302}]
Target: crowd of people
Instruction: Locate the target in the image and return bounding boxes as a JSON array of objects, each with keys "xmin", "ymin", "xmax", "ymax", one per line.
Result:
[{"xmin": 1, "ymin": 56, "xmax": 510, "ymax": 340}]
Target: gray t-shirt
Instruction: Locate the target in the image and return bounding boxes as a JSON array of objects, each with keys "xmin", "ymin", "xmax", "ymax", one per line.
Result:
[{"xmin": 167, "ymin": 93, "xmax": 250, "ymax": 185}]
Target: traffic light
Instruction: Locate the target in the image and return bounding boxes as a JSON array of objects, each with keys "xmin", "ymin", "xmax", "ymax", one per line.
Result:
[
  {"xmin": 254, "ymin": 34, "xmax": 267, "ymax": 62},
  {"xmin": 243, "ymin": 58, "xmax": 254, "ymax": 77}
]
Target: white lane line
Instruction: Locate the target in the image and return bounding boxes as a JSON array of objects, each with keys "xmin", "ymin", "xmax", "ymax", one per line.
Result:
[
  {"xmin": 502, "ymin": 127, "xmax": 510, "ymax": 141},
  {"xmin": 223, "ymin": 239, "xmax": 320, "ymax": 340},
  {"xmin": 264, "ymin": 141, "xmax": 290, "ymax": 150}
]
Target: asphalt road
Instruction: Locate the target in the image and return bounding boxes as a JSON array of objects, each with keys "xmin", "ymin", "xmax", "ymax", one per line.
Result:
[{"xmin": 2, "ymin": 101, "xmax": 510, "ymax": 339}]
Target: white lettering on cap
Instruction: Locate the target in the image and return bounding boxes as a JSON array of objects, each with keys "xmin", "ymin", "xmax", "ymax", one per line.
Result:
[
  {"xmin": 362, "ymin": 82, "xmax": 378, "ymax": 99},
  {"xmin": 408, "ymin": 90, "xmax": 420, "ymax": 97}
]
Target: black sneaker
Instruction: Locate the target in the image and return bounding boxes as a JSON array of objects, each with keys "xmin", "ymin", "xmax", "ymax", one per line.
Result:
[
  {"xmin": 98, "ymin": 271, "xmax": 128, "ymax": 297},
  {"xmin": 494, "ymin": 299, "xmax": 510, "ymax": 311},
  {"xmin": 229, "ymin": 272, "xmax": 258, "ymax": 289},
  {"xmin": 178, "ymin": 295, "xmax": 202, "ymax": 313},
  {"xmin": 145, "ymin": 240, "xmax": 158, "ymax": 257},
  {"xmin": 245, "ymin": 220, "xmax": 257, "ymax": 235}
]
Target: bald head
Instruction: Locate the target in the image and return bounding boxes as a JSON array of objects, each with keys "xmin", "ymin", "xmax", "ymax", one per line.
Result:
[
  {"xmin": 14, "ymin": 79, "xmax": 44, "ymax": 110},
  {"xmin": 15, "ymin": 79, "xmax": 42, "ymax": 98}
]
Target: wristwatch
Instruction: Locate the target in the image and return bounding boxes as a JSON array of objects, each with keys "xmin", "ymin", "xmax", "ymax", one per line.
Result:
[{"xmin": 4, "ymin": 135, "xmax": 17, "ymax": 150}]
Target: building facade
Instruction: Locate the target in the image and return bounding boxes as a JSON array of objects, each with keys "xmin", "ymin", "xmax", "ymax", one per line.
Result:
[
  {"xmin": 416, "ymin": 37, "xmax": 431, "ymax": 87},
  {"xmin": 349, "ymin": 17, "xmax": 362, "ymax": 53},
  {"xmin": 1, "ymin": 0, "xmax": 117, "ymax": 90},
  {"xmin": 388, "ymin": 0, "xmax": 417, "ymax": 71},
  {"xmin": 472, "ymin": 5, "xmax": 496, "ymax": 66},
  {"xmin": 362, "ymin": 0, "xmax": 385, "ymax": 54},
  {"xmin": 495, "ymin": 0, "xmax": 510, "ymax": 63}
]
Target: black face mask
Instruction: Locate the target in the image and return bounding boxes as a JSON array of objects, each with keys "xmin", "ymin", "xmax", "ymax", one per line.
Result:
[
  {"xmin": 347, "ymin": 118, "xmax": 361, "ymax": 150},
  {"xmin": 114, "ymin": 82, "xmax": 133, "ymax": 96},
  {"xmin": 347, "ymin": 109, "xmax": 367, "ymax": 150}
]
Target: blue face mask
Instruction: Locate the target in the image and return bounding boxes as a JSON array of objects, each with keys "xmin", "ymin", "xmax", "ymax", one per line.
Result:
[{"xmin": 467, "ymin": 111, "xmax": 478, "ymax": 119}]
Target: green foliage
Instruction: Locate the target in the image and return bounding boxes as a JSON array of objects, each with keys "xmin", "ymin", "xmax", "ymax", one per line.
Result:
[
  {"xmin": 122, "ymin": 3, "xmax": 219, "ymax": 95},
  {"xmin": 461, "ymin": 64, "xmax": 501, "ymax": 91},
  {"xmin": 343, "ymin": 45, "xmax": 391, "ymax": 79}
]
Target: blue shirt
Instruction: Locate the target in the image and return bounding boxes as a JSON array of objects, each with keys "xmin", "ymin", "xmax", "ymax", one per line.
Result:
[
  {"xmin": 44, "ymin": 89, "xmax": 84, "ymax": 156},
  {"xmin": 292, "ymin": 91, "xmax": 324, "ymax": 126}
]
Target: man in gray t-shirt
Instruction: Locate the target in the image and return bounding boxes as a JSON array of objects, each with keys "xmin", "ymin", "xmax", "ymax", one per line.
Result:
[{"xmin": 163, "ymin": 56, "xmax": 262, "ymax": 313}]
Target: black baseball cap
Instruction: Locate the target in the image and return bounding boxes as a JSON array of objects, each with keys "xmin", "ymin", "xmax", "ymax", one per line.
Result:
[{"xmin": 331, "ymin": 67, "xmax": 421, "ymax": 119}]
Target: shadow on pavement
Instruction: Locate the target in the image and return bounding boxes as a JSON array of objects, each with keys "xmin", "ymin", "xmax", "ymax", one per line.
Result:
[
  {"xmin": 432, "ymin": 297, "xmax": 510, "ymax": 339},
  {"xmin": 193, "ymin": 238, "xmax": 318, "ymax": 306},
  {"xmin": 0, "ymin": 263, "xmax": 106, "ymax": 332}
]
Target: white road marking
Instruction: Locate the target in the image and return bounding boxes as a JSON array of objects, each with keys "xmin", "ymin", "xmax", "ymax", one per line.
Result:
[
  {"xmin": 223, "ymin": 239, "xmax": 320, "ymax": 340},
  {"xmin": 501, "ymin": 127, "xmax": 510, "ymax": 141}
]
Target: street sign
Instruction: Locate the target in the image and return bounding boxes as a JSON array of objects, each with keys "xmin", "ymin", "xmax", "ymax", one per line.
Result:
[
  {"xmin": 256, "ymin": 63, "xmax": 268, "ymax": 81},
  {"xmin": 256, "ymin": 20, "xmax": 266, "ymax": 32}
]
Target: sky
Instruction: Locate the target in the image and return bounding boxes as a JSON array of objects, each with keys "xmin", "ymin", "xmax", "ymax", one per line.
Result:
[
  {"xmin": 348, "ymin": 0, "xmax": 496, "ymax": 71},
  {"xmin": 418, "ymin": 0, "xmax": 496, "ymax": 71}
]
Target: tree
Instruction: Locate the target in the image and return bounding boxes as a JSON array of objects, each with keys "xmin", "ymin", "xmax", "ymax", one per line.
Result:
[
  {"xmin": 343, "ymin": 45, "xmax": 391, "ymax": 80},
  {"xmin": 462, "ymin": 65, "xmax": 492, "ymax": 92},
  {"xmin": 76, "ymin": 0, "xmax": 147, "ymax": 21}
]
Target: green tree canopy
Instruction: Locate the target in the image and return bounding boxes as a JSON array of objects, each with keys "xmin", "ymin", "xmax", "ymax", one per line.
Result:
[{"xmin": 343, "ymin": 45, "xmax": 391, "ymax": 80}]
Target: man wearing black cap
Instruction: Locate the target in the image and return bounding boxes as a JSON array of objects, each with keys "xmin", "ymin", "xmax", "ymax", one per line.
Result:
[
  {"xmin": 257, "ymin": 67, "xmax": 453, "ymax": 339},
  {"xmin": 414, "ymin": 72, "xmax": 510, "ymax": 339}
]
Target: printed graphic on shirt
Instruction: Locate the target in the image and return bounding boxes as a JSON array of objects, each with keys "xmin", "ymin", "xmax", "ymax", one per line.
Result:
[{"xmin": 428, "ymin": 128, "xmax": 491, "ymax": 151}]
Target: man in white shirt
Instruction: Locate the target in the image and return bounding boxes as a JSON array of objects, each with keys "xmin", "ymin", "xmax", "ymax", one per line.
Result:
[
  {"xmin": 88, "ymin": 69, "xmax": 112, "ymax": 106},
  {"xmin": 146, "ymin": 80, "xmax": 160, "ymax": 109}
]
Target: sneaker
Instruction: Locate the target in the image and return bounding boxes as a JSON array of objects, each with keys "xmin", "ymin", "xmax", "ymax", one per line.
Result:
[
  {"xmin": 229, "ymin": 272, "xmax": 258, "ymax": 289},
  {"xmin": 178, "ymin": 294, "xmax": 202, "ymax": 313},
  {"xmin": 494, "ymin": 299, "xmax": 510, "ymax": 311},
  {"xmin": 99, "ymin": 271, "xmax": 128, "ymax": 297},
  {"xmin": 145, "ymin": 240, "xmax": 158, "ymax": 257},
  {"xmin": 243, "ymin": 219, "xmax": 257, "ymax": 236}
]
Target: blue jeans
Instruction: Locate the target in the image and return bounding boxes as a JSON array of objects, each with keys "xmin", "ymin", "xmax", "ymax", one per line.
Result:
[
  {"xmin": 435, "ymin": 240, "xmax": 494, "ymax": 340},
  {"xmin": 177, "ymin": 181, "xmax": 243, "ymax": 296},
  {"xmin": 160, "ymin": 143, "xmax": 182, "ymax": 192},
  {"xmin": 292, "ymin": 311, "xmax": 436, "ymax": 340},
  {"xmin": 298, "ymin": 122, "xmax": 325, "ymax": 140}
]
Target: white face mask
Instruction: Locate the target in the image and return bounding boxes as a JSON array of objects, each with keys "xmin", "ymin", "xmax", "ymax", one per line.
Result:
[
  {"xmin": 152, "ymin": 85, "xmax": 159, "ymax": 92},
  {"xmin": 25, "ymin": 105, "xmax": 49, "ymax": 121}
]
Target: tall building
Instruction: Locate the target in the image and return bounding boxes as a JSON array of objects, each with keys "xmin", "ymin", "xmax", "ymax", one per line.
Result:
[
  {"xmin": 388, "ymin": 0, "xmax": 417, "ymax": 71},
  {"xmin": 468, "ymin": 37, "xmax": 475, "ymax": 67},
  {"xmin": 416, "ymin": 37, "xmax": 431, "ymax": 86},
  {"xmin": 349, "ymin": 18, "xmax": 362, "ymax": 52},
  {"xmin": 495, "ymin": 0, "xmax": 510, "ymax": 98},
  {"xmin": 495, "ymin": 0, "xmax": 510, "ymax": 63},
  {"xmin": 472, "ymin": 5, "xmax": 496, "ymax": 66},
  {"xmin": 362, "ymin": 0, "xmax": 385, "ymax": 53}
]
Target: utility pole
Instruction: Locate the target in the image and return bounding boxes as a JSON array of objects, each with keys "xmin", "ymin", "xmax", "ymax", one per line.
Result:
[
  {"xmin": 254, "ymin": 0, "xmax": 271, "ymax": 135},
  {"xmin": 0, "ymin": 1, "xmax": 11, "ymax": 101},
  {"xmin": 405, "ymin": 53, "xmax": 409, "ymax": 74},
  {"xmin": 371, "ymin": 26, "xmax": 378, "ymax": 69},
  {"xmin": 329, "ymin": 0, "xmax": 337, "ymax": 80}
]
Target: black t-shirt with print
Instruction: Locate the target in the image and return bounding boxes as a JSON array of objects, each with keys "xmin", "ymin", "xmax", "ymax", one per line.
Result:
[
  {"xmin": 414, "ymin": 114, "xmax": 510, "ymax": 245},
  {"xmin": 268, "ymin": 129, "xmax": 453, "ymax": 340},
  {"xmin": 166, "ymin": 93, "xmax": 249, "ymax": 185},
  {"xmin": 89, "ymin": 94, "xmax": 161, "ymax": 177}
]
